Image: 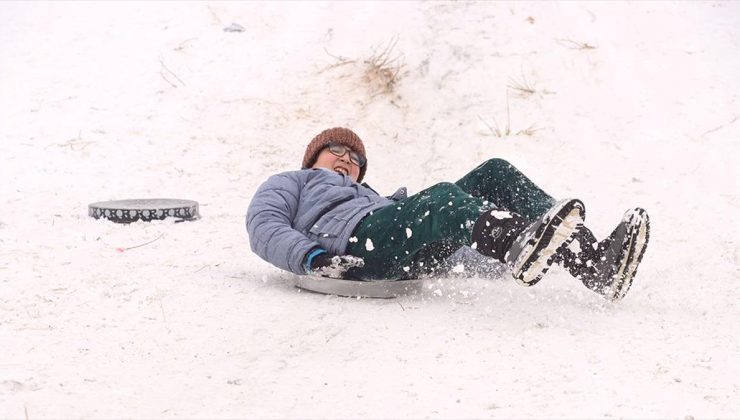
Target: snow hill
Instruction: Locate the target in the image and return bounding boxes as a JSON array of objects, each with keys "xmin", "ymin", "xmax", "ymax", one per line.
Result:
[{"xmin": 1, "ymin": 2, "xmax": 738, "ymax": 418}]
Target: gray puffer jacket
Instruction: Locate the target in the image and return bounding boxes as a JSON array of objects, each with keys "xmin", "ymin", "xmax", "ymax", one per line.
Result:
[{"xmin": 246, "ymin": 168, "xmax": 406, "ymax": 275}]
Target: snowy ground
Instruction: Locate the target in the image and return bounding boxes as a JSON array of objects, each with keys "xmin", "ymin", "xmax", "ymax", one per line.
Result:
[{"xmin": 1, "ymin": 1, "xmax": 739, "ymax": 418}]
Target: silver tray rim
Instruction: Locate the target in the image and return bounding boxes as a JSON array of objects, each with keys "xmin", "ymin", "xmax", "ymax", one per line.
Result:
[{"xmin": 293, "ymin": 275, "xmax": 426, "ymax": 299}]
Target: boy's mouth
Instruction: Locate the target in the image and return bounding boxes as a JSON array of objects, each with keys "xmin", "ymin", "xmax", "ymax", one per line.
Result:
[{"xmin": 334, "ymin": 167, "xmax": 348, "ymax": 176}]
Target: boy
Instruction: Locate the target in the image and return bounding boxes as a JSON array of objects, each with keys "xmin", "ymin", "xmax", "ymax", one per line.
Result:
[{"xmin": 247, "ymin": 127, "xmax": 650, "ymax": 301}]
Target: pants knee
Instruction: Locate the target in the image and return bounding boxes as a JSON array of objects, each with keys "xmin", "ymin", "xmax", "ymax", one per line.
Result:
[
  {"xmin": 480, "ymin": 158, "xmax": 513, "ymax": 172},
  {"xmin": 426, "ymin": 182, "xmax": 464, "ymax": 197}
]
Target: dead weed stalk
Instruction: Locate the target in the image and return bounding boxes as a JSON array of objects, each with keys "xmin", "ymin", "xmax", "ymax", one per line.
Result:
[
  {"xmin": 320, "ymin": 36, "xmax": 406, "ymax": 100},
  {"xmin": 479, "ymin": 91, "xmax": 543, "ymax": 138},
  {"xmin": 363, "ymin": 36, "xmax": 405, "ymax": 97},
  {"xmin": 507, "ymin": 73, "xmax": 555, "ymax": 98},
  {"xmin": 556, "ymin": 38, "xmax": 597, "ymax": 50}
]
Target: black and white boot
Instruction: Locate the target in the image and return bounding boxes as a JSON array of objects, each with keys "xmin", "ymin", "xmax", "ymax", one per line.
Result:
[
  {"xmin": 557, "ymin": 208, "xmax": 650, "ymax": 301},
  {"xmin": 472, "ymin": 199, "xmax": 586, "ymax": 286}
]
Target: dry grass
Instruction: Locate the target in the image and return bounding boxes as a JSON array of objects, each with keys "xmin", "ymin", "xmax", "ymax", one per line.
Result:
[
  {"xmin": 362, "ymin": 36, "xmax": 405, "ymax": 97},
  {"xmin": 480, "ymin": 71, "xmax": 553, "ymax": 137},
  {"xmin": 478, "ymin": 91, "xmax": 543, "ymax": 138},
  {"xmin": 320, "ymin": 36, "xmax": 406, "ymax": 101},
  {"xmin": 45, "ymin": 130, "xmax": 95, "ymax": 151},
  {"xmin": 515, "ymin": 124, "xmax": 543, "ymax": 136},
  {"xmin": 479, "ymin": 115, "xmax": 542, "ymax": 138},
  {"xmin": 507, "ymin": 73, "xmax": 555, "ymax": 98},
  {"xmin": 507, "ymin": 75, "xmax": 536, "ymax": 98}
]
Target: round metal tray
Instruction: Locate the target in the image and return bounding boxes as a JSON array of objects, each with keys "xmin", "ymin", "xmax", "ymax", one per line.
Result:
[
  {"xmin": 89, "ymin": 198, "xmax": 199, "ymax": 223},
  {"xmin": 293, "ymin": 276, "xmax": 426, "ymax": 299}
]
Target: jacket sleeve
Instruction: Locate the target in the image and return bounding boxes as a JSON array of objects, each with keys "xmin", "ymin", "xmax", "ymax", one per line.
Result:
[{"xmin": 246, "ymin": 173, "xmax": 319, "ymax": 275}]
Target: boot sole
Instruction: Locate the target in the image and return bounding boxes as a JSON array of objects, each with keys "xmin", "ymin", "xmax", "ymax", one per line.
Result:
[
  {"xmin": 604, "ymin": 208, "xmax": 650, "ymax": 301},
  {"xmin": 511, "ymin": 199, "xmax": 585, "ymax": 286}
]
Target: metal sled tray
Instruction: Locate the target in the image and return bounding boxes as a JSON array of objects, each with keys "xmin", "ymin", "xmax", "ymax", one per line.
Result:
[
  {"xmin": 89, "ymin": 198, "xmax": 199, "ymax": 223},
  {"xmin": 293, "ymin": 276, "xmax": 426, "ymax": 299}
]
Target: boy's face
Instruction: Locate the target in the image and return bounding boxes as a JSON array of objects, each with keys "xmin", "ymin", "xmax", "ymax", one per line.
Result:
[{"xmin": 312, "ymin": 146, "xmax": 362, "ymax": 182}]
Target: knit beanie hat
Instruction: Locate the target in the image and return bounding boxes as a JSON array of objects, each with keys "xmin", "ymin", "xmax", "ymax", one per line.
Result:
[{"xmin": 302, "ymin": 127, "xmax": 367, "ymax": 182}]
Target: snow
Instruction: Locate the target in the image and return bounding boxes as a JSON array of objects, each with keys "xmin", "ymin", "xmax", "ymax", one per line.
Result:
[
  {"xmin": 1, "ymin": 1, "xmax": 739, "ymax": 418},
  {"xmin": 489, "ymin": 210, "xmax": 514, "ymax": 219}
]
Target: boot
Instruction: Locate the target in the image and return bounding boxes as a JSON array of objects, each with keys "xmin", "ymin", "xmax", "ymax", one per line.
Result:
[
  {"xmin": 472, "ymin": 199, "xmax": 586, "ymax": 286},
  {"xmin": 557, "ymin": 208, "xmax": 650, "ymax": 301}
]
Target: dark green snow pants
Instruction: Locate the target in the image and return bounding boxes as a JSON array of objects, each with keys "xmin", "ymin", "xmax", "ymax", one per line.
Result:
[{"xmin": 346, "ymin": 158, "xmax": 557, "ymax": 280}]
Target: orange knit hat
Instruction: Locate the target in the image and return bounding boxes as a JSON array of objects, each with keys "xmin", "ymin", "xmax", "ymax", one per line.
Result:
[{"xmin": 302, "ymin": 127, "xmax": 367, "ymax": 182}]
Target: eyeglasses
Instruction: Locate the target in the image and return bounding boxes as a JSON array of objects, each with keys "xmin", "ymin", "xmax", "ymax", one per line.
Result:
[{"xmin": 327, "ymin": 142, "xmax": 366, "ymax": 167}]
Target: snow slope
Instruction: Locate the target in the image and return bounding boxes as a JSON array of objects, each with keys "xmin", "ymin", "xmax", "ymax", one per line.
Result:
[{"xmin": 1, "ymin": 1, "xmax": 739, "ymax": 418}]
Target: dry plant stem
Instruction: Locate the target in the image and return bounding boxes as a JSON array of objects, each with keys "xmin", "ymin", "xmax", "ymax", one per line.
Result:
[
  {"xmin": 477, "ymin": 115, "xmax": 498, "ymax": 136},
  {"xmin": 364, "ymin": 35, "xmax": 405, "ymax": 96},
  {"xmin": 489, "ymin": 92, "xmax": 512, "ymax": 137},
  {"xmin": 319, "ymin": 36, "xmax": 405, "ymax": 102},
  {"xmin": 320, "ymin": 47, "xmax": 356, "ymax": 72},
  {"xmin": 366, "ymin": 35, "xmax": 401, "ymax": 69},
  {"xmin": 159, "ymin": 57, "xmax": 186, "ymax": 87},
  {"xmin": 508, "ymin": 72, "xmax": 556, "ymax": 97},
  {"xmin": 556, "ymin": 38, "xmax": 597, "ymax": 50},
  {"xmin": 159, "ymin": 71, "xmax": 178, "ymax": 88},
  {"xmin": 516, "ymin": 124, "xmax": 543, "ymax": 136},
  {"xmin": 506, "ymin": 93, "xmax": 511, "ymax": 134},
  {"xmin": 46, "ymin": 131, "xmax": 95, "ymax": 151},
  {"xmin": 701, "ymin": 115, "xmax": 739, "ymax": 137},
  {"xmin": 480, "ymin": 91, "xmax": 542, "ymax": 137},
  {"xmin": 489, "ymin": 115, "xmax": 508, "ymax": 137},
  {"xmin": 493, "ymin": 116, "xmax": 509, "ymax": 137},
  {"xmin": 121, "ymin": 233, "xmax": 165, "ymax": 251},
  {"xmin": 194, "ymin": 264, "xmax": 211, "ymax": 273},
  {"xmin": 159, "ymin": 299, "xmax": 168, "ymax": 324},
  {"xmin": 508, "ymin": 75, "xmax": 536, "ymax": 97},
  {"xmin": 174, "ymin": 37, "xmax": 197, "ymax": 52}
]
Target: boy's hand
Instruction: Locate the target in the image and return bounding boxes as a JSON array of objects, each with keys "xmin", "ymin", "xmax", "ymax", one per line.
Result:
[{"xmin": 310, "ymin": 253, "xmax": 365, "ymax": 279}]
